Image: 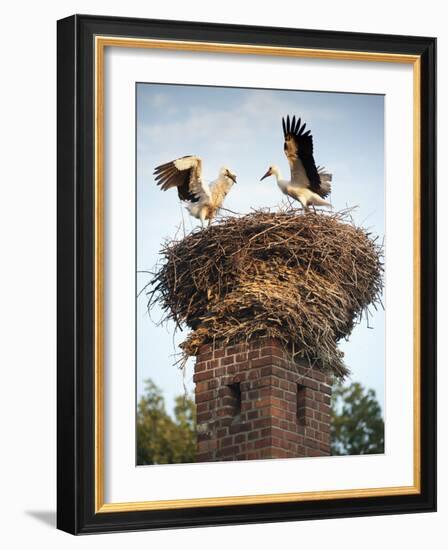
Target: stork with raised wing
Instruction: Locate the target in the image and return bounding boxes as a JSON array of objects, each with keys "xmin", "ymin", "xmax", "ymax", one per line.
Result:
[
  {"xmin": 154, "ymin": 156, "xmax": 237, "ymax": 227},
  {"xmin": 260, "ymin": 115, "xmax": 332, "ymax": 212}
]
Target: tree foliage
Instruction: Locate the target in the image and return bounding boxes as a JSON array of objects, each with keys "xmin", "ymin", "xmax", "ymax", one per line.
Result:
[
  {"xmin": 137, "ymin": 379, "xmax": 196, "ymax": 465},
  {"xmin": 331, "ymin": 381, "xmax": 384, "ymax": 456}
]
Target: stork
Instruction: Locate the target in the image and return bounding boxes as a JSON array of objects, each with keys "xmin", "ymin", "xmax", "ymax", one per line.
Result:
[
  {"xmin": 154, "ymin": 156, "xmax": 237, "ymax": 227},
  {"xmin": 260, "ymin": 115, "xmax": 332, "ymax": 212}
]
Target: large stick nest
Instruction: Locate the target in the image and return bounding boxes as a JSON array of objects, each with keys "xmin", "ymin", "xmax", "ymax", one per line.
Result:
[{"xmin": 146, "ymin": 209, "xmax": 383, "ymax": 378}]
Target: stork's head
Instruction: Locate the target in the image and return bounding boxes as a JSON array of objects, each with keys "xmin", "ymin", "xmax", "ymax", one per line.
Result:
[
  {"xmin": 220, "ymin": 166, "xmax": 237, "ymax": 184},
  {"xmin": 260, "ymin": 165, "xmax": 280, "ymax": 181}
]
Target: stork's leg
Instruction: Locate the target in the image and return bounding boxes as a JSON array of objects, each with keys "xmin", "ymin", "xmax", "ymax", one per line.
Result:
[
  {"xmin": 299, "ymin": 199, "xmax": 308, "ymax": 213},
  {"xmin": 199, "ymin": 209, "xmax": 206, "ymax": 228}
]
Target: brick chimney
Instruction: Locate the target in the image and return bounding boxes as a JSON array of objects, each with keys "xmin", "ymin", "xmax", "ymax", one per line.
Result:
[{"xmin": 194, "ymin": 338, "xmax": 332, "ymax": 462}]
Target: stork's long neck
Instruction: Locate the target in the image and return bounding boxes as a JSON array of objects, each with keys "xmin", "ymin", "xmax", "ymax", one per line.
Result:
[
  {"xmin": 271, "ymin": 167, "xmax": 284, "ymax": 182},
  {"xmin": 271, "ymin": 167, "xmax": 289, "ymax": 192},
  {"xmin": 211, "ymin": 178, "xmax": 233, "ymax": 207}
]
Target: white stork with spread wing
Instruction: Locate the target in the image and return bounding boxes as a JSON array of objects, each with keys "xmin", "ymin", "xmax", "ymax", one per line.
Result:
[
  {"xmin": 154, "ymin": 156, "xmax": 237, "ymax": 227},
  {"xmin": 260, "ymin": 115, "xmax": 332, "ymax": 211}
]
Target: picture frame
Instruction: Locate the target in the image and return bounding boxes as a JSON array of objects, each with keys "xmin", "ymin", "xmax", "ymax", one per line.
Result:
[{"xmin": 57, "ymin": 14, "xmax": 436, "ymax": 534}]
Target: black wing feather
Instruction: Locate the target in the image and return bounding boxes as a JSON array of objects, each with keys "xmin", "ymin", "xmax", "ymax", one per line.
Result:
[
  {"xmin": 282, "ymin": 115, "xmax": 328, "ymax": 197},
  {"xmin": 153, "ymin": 155, "xmax": 200, "ymax": 202}
]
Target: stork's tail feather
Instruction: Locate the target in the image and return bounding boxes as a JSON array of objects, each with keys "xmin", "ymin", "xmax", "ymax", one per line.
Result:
[
  {"xmin": 310, "ymin": 195, "xmax": 332, "ymax": 208},
  {"xmin": 185, "ymin": 202, "xmax": 198, "ymax": 216},
  {"xmin": 317, "ymin": 165, "xmax": 332, "ymax": 197}
]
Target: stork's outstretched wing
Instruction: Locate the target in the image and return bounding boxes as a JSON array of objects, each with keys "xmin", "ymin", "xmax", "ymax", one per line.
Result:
[
  {"xmin": 282, "ymin": 115, "xmax": 329, "ymax": 198},
  {"xmin": 153, "ymin": 156, "xmax": 211, "ymax": 202}
]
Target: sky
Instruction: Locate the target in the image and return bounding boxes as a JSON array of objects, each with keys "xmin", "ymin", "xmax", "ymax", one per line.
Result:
[{"xmin": 136, "ymin": 83, "xmax": 385, "ymax": 416}]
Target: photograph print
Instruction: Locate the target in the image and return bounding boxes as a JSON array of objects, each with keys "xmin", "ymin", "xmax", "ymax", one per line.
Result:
[{"xmin": 136, "ymin": 83, "xmax": 385, "ymax": 466}]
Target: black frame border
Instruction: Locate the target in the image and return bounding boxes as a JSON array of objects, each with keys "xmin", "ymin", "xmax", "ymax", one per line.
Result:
[{"xmin": 57, "ymin": 14, "xmax": 436, "ymax": 534}]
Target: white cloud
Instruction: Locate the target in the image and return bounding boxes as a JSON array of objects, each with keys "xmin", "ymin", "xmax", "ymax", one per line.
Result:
[{"xmin": 139, "ymin": 90, "xmax": 341, "ymax": 162}]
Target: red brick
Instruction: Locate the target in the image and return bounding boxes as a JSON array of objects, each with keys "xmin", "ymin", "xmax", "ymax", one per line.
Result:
[
  {"xmin": 215, "ymin": 366, "xmax": 227, "ymax": 377},
  {"xmin": 246, "ymin": 452, "xmax": 259, "ymax": 460},
  {"xmin": 318, "ymin": 403, "xmax": 331, "ymax": 414},
  {"xmin": 207, "ymin": 359, "xmax": 220, "ymax": 370},
  {"xmin": 304, "ymin": 379, "xmax": 319, "ymax": 391},
  {"xmin": 283, "ymin": 390, "xmax": 295, "ymax": 402},
  {"xmin": 319, "ymin": 423, "xmax": 331, "ymax": 434},
  {"xmin": 195, "ymin": 381, "xmax": 208, "ymax": 393},
  {"xmin": 263, "ymin": 338, "xmax": 283, "ymax": 348},
  {"xmin": 196, "ymin": 402, "xmax": 209, "ymax": 414},
  {"xmin": 195, "ymin": 362, "xmax": 207, "ymax": 373},
  {"xmin": 198, "ymin": 351, "xmax": 213, "ymax": 362},
  {"xmin": 253, "ymin": 417, "xmax": 271, "ymax": 429},
  {"xmin": 196, "ymin": 451, "xmax": 214, "ymax": 461},
  {"xmin": 270, "ymin": 397, "xmax": 286, "ymax": 409},
  {"xmin": 248, "ymin": 369, "xmax": 261, "ymax": 380},
  {"xmin": 260, "ymin": 346, "xmax": 285, "ymax": 359},
  {"xmin": 220, "ymin": 445, "xmax": 239, "ymax": 456},
  {"xmin": 222, "ymin": 396, "xmax": 237, "ymax": 407},
  {"xmin": 199, "ymin": 343, "xmax": 213, "ymax": 354},
  {"xmin": 193, "ymin": 371, "xmax": 213, "ymax": 383},
  {"xmin": 254, "ymin": 437, "xmax": 272, "ymax": 449},
  {"xmin": 251, "ymin": 357, "xmax": 274, "ymax": 369},
  {"xmin": 248, "ymin": 377, "xmax": 268, "ymax": 389},
  {"xmin": 254, "ymin": 398, "xmax": 272, "ymax": 409},
  {"xmin": 315, "ymin": 392, "xmax": 324, "ymax": 403},
  {"xmin": 263, "ymin": 386, "xmax": 285, "ymax": 399},
  {"xmin": 248, "ymin": 430, "xmax": 261, "ymax": 441},
  {"xmin": 304, "ymin": 437, "xmax": 320, "ymax": 450},
  {"xmin": 268, "ymin": 406, "xmax": 285, "ymax": 419},
  {"xmin": 221, "ymin": 436, "xmax": 234, "ymax": 447},
  {"xmin": 196, "ymin": 390, "xmax": 216, "ymax": 403},
  {"xmin": 310, "ymin": 370, "xmax": 326, "ymax": 382},
  {"xmin": 229, "ymin": 422, "xmax": 251, "ymax": 434},
  {"xmin": 226, "ymin": 344, "xmax": 246, "ymax": 356}
]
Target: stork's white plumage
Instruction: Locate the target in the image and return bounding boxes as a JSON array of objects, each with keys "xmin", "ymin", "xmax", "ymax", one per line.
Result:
[
  {"xmin": 154, "ymin": 156, "xmax": 237, "ymax": 227},
  {"xmin": 261, "ymin": 115, "xmax": 333, "ymax": 211}
]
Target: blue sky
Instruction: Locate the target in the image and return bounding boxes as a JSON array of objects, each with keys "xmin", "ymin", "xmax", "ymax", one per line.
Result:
[{"xmin": 136, "ymin": 83, "xmax": 385, "ymax": 415}]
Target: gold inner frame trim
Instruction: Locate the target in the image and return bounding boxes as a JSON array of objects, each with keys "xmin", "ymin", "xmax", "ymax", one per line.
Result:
[{"xmin": 94, "ymin": 35, "xmax": 421, "ymax": 513}]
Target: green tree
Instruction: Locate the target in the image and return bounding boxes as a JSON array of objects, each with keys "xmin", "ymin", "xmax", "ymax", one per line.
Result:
[
  {"xmin": 331, "ymin": 381, "xmax": 384, "ymax": 456},
  {"xmin": 137, "ymin": 379, "xmax": 196, "ymax": 465}
]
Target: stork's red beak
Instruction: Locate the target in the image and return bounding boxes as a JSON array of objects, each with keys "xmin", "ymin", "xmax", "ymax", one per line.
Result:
[{"xmin": 260, "ymin": 169, "xmax": 271, "ymax": 181}]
